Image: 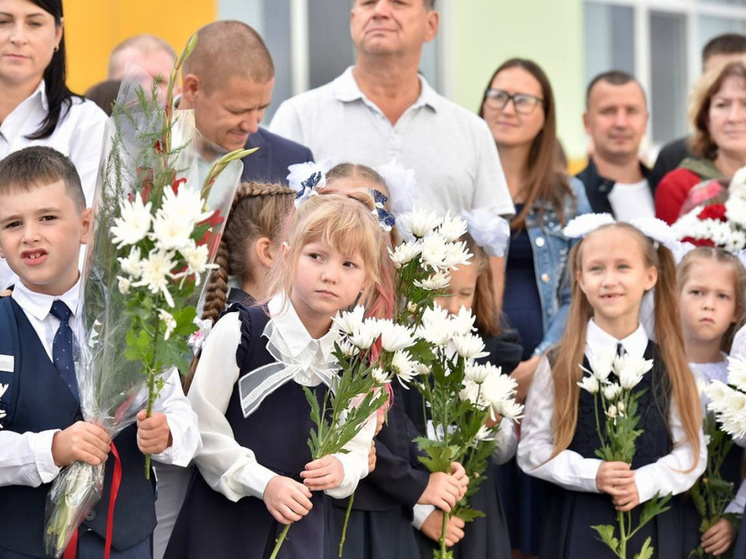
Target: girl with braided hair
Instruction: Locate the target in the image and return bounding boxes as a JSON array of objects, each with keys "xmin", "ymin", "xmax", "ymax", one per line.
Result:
[
  {"xmin": 153, "ymin": 181, "xmax": 294, "ymax": 559},
  {"xmin": 201, "ymin": 181, "xmax": 296, "ymax": 322}
]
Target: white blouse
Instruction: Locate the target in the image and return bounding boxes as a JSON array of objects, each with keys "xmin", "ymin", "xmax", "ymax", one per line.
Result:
[
  {"xmin": 517, "ymin": 320, "xmax": 706, "ymax": 503},
  {"xmin": 188, "ymin": 294, "xmax": 373, "ymax": 503}
]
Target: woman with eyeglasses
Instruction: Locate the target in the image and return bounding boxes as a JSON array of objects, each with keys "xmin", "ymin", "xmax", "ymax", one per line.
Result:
[{"xmin": 478, "ymin": 58, "xmax": 591, "ymax": 559}]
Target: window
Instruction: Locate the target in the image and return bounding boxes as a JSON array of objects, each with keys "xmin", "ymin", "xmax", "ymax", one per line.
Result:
[{"xmin": 584, "ymin": 0, "xmax": 746, "ymax": 145}]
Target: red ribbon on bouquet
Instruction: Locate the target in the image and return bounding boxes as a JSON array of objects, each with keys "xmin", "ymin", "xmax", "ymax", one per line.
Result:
[{"xmin": 62, "ymin": 442, "xmax": 123, "ymax": 559}]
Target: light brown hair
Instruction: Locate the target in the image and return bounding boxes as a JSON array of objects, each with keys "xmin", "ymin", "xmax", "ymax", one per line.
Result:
[
  {"xmin": 479, "ymin": 58, "xmax": 575, "ymax": 231},
  {"xmin": 201, "ymin": 181, "xmax": 295, "ymax": 323},
  {"xmin": 551, "ymin": 224, "xmax": 702, "ymax": 467},
  {"xmin": 690, "ymin": 58, "xmax": 746, "ymax": 159},
  {"xmin": 677, "ymin": 246, "xmax": 746, "ymax": 352},
  {"xmin": 461, "ymin": 235, "xmax": 500, "ymax": 337}
]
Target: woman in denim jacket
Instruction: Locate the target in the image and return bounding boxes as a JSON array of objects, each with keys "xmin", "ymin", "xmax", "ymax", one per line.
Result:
[{"xmin": 479, "ymin": 58, "xmax": 591, "ymax": 559}]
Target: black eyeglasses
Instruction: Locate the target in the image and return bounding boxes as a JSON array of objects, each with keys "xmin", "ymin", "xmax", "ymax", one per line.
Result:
[{"xmin": 484, "ymin": 89, "xmax": 545, "ymax": 114}]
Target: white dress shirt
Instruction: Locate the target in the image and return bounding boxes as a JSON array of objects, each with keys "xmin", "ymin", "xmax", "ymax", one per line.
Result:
[
  {"xmin": 518, "ymin": 319, "xmax": 706, "ymax": 503},
  {"xmin": 270, "ymin": 67, "xmax": 514, "ymax": 219},
  {"xmin": 0, "ymin": 81, "xmax": 108, "ymax": 290},
  {"xmin": 0, "ymin": 279, "xmax": 201, "ymax": 488},
  {"xmin": 189, "ymin": 294, "xmax": 373, "ymax": 503}
]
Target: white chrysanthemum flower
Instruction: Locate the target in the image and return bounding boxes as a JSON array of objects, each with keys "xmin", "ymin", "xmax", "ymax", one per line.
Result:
[
  {"xmin": 586, "ymin": 349, "xmax": 616, "ymax": 382},
  {"xmin": 727, "ymin": 355, "xmax": 746, "ymax": 392},
  {"xmin": 727, "ymin": 197, "xmax": 746, "ymax": 229},
  {"xmin": 452, "ymin": 333, "xmax": 489, "ymax": 360},
  {"xmin": 441, "ymin": 241, "xmax": 472, "ymax": 270},
  {"xmin": 481, "ymin": 372, "xmax": 521, "ymax": 420},
  {"xmin": 111, "ymin": 193, "xmax": 153, "ymax": 247},
  {"xmin": 614, "ymin": 354, "xmax": 654, "ymax": 389},
  {"xmin": 464, "ymin": 363, "xmax": 492, "ymax": 384},
  {"xmin": 391, "ymin": 350, "xmax": 418, "ymax": 386},
  {"xmin": 337, "ymin": 339, "xmax": 359, "ymax": 358},
  {"xmin": 498, "ymin": 399, "xmax": 524, "ymax": 421},
  {"xmin": 117, "ymin": 276, "xmax": 132, "ymax": 295},
  {"xmin": 333, "ymin": 306, "xmax": 366, "ymax": 336},
  {"xmin": 459, "ymin": 379, "xmax": 484, "ymax": 407},
  {"xmin": 372, "ymin": 367, "xmax": 392, "ymax": 385},
  {"xmin": 414, "ymin": 271, "xmax": 451, "ymax": 291},
  {"xmin": 437, "ymin": 213, "xmax": 469, "ymax": 243},
  {"xmin": 474, "ymin": 424, "xmax": 497, "ymax": 442},
  {"xmin": 399, "ymin": 209, "xmax": 442, "ymax": 238},
  {"xmin": 388, "ymin": 242, "xmax": 422, "ymax": 269},
  {"xmin": 577, "ymin": 374, "xmax": 599, "ymax": 395},
  {"xmin": 603, "ymin": 382, "xmax": 622, "ymax": 401},
  {"xmin": 133, "ymin": 249, "xmax": 177, "ymax": 307},
  {"xmin": 407, "ymin": 301, "xmax": 418, "ymax": 314},
  {"xmin": 349, "ymin": 318, "xmax": 381, "ymax": 350},
  {"xmin": 378, "ymin": 320, "xmax": 416, "ymax": 352},
  {"xmin": 706, "ymin": 380, "xmax": 731, "ymax": 412},
  {"xmin": 731, "ymin": 165, "xmax": 746, "ymax": 196},
  {"xmin": 606, "ymin": 404, "xmax": 618, "ymax": 420},
  {"xmin": 413, "ymin": 361, "xmax": 431, "ymax": 376},
  {"xmin": 450, "ymin": 306, "xmax": 477, "ymax": 337},
  {"xmin": 158, "ymin": 308, "xmax": 177, "ymax": 340},
  {"xmin": 118, "ymin": 246, "xmax": 143, "ymax": 278},
  {"xmin": 180, "ymin": 242, "xmax": 213, "ymax": 282},
  {"xmin": 418, "ymin": 305, "xmax": 453, "ymax": 346},
  {"xmin": 151, "ymin": 213, "xmax": 194, "ymax": 252},
  {"xmin": 420, "ymin": 233, "xmax": 449, "ymax": 270},
  {"xmin": 160, "ymin": 185, "xmax": 213, "ymax": 228}
]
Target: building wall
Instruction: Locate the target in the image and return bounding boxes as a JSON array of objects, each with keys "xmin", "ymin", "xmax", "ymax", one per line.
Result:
[
  {"xmin": 65, "ymin": 0, "xmax": 216, "ymax": 94},
  {"xmin": 450, "ymin": 0, "xmax": 588, "ymax": 164}
]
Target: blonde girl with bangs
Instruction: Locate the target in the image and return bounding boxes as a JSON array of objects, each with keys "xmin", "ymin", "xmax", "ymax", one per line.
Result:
[
  {"xmin": 677, "ymin": 247, "xmax": 746, "ymax": 557},
  {"xmin": 164, "ymin": 191, "xmax": 394, "ymax": 559},
  {"xmin": 517, "ymin": 222, "xmax": 706, "ymax": 559}
]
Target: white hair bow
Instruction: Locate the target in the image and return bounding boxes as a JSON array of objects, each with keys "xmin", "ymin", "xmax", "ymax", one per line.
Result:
[{"xmin": 461, "ymin": 209, "xmax": 510, "ymax": 257}]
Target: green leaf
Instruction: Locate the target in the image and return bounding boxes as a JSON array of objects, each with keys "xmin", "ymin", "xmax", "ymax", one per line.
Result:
[
  {"xmin": 591, "ymin": 524, "xmax": 619, "ymax": 552},
  {"xmin": 633, "ymin": 537, "xmax": 654, "ymax": 559}
]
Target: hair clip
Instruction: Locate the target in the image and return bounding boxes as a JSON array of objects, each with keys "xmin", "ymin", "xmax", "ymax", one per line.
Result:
[
  {"xmin": 371, "ymin": 189, "xmax": 396, "ymax": 232},
  {"xmin": 287, "ymin": 160, "xmax": 332, "ymax": 208},
  {"xmin": 375, "ymin": 158, "xmax": 419, "ymax": 216},
  {"xmin": 461, "ymin": 209, "xmax": 510, "ymax": 257}
]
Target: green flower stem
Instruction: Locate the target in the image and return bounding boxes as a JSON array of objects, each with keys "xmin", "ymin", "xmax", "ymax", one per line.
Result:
[
  {"xmin": 440, "ymin": 510, "xmax": 449, "ymax": 557},
  {"xmin": 144, "ymin": 298, "xmax": 161, "ymax": 480},
  {"xmin": 269, "ymin": 524, "xmax": 291, "ymax": 559},
  {"xmin": 337, "ymin": 493, "xmax": 355, "ymax": 557},
  {"xmin": 164, "ymin": 33, "xmax": 197, "ymax": 153}
]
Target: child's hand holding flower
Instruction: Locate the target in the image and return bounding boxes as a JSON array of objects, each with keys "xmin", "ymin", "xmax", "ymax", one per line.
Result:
[
  {"xmin": 136, "ymin": 410, "xmax": 172, "ymax": 455},
  {"xmin": 301, "ymin": 455, "xmax": 345, "ymax": 491}
]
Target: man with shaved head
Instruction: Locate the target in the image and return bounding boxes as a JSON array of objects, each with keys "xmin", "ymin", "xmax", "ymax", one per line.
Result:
[{"xmin": 179, "ymin": 21, "xmax": 312, "ymax": 183}]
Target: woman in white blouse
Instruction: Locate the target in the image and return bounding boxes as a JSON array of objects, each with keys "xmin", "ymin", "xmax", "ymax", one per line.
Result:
[{"xmin": 0, "ymin": 0, "xmax": 106, "ymax": 289}]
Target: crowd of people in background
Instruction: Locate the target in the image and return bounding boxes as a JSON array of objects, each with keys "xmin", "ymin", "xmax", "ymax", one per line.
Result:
[{"xmin": 3, "ymin": 0, "xmax": 746, "ymax": 558}]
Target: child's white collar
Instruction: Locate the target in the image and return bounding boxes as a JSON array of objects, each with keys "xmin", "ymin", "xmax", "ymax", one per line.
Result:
[{"xmin": 585, "ymin": 318, "xmax": 648, "ymax": 360}]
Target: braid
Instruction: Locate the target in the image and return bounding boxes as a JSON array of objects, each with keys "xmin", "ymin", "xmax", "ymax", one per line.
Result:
[
  {"xmin": 200, "ymin": 181, "xmax": 295, "ymax": 321},
  {"xmin": 202, "ymin": 239, "xmax": 231, "ymax": 323}
]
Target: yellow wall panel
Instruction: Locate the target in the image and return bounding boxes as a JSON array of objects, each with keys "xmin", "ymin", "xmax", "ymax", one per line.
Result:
[{"xmin": 64, "ymin": 0, "xmax": 217, "ymax": 94}]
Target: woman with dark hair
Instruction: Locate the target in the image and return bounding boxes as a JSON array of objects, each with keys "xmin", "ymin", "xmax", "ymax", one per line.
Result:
[
  {"xmin": 655, "ymin": 57, "xmax": 746, "ymax": 224},
  {"xmin": 479, "ymin": 58, "xmax": 591, "ymax": 559},
  {"xmin": 0, "ymin": 0, "xmax": 107, "ymax": 289}
]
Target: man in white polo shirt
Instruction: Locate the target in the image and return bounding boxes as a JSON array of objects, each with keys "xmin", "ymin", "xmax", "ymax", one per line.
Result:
[{"xmin": 270, "ymin": 0, "xmax": 513, "ymax": 225}]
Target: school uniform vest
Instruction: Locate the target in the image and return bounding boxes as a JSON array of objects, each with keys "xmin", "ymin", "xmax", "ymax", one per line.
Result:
[
  {"xmin": 165, "ymin": 305, "xmax": 328, "ymax": 559},
  {"xmin": 0, "ymin": 299, "xmax": 155, "ymax": 558}
]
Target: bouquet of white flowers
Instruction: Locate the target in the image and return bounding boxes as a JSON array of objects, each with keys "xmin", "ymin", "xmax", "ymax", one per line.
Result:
[
  {"xmin": 43, "ymin": 35, "xmax": 252, "ymax": 558},
  {"xmin": 577, "ymin": 351, "xmax": 672, "ymax": 559}
]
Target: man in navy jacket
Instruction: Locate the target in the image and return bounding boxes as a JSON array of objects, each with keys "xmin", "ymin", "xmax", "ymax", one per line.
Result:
[{"xmin": 178, "ymin": 21, "xmax": 313, "ymax": 184}]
